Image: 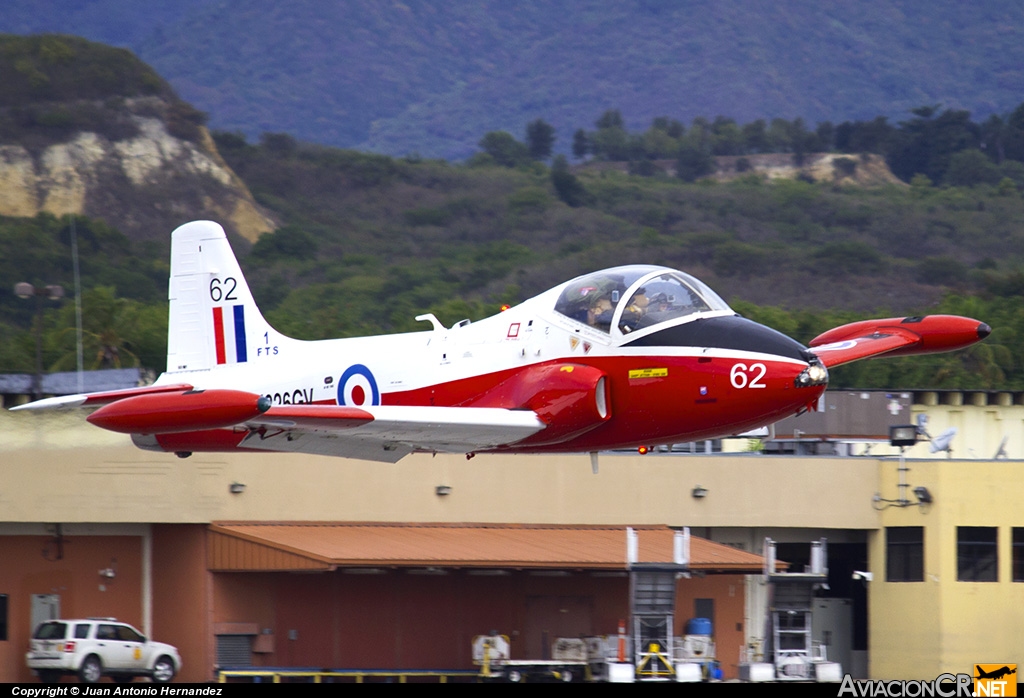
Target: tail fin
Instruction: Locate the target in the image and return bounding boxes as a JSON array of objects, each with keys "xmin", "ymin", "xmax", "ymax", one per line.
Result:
[{"xmin": 166, "ymin": 221, "xmax": 289, "ymax": 375}]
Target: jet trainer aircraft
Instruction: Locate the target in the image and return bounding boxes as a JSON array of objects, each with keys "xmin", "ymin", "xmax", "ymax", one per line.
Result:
[{"xmin": 13, "ymin": 220, "xmax": 990, "ymax": 466}]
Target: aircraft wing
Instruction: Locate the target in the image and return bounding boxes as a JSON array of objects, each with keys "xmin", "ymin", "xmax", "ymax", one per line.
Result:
[
  {"xmin": 808, "ymin": 315, "xmax": 990, "ymax": 369},
  {"xmin": 9, "ymin": 383, "xmax": 195, "ymax": 411},
  {"xmin": 70, "ymin": 388, "xmax": 547, "ymax": 463},
  {"xmin": 241, "ymin": 404, "xmax": 547, "ymax": 463}
]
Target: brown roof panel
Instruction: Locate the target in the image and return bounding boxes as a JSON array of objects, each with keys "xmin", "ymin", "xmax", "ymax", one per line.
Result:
[{"xmin": 208, "ymin": 522, "xmax": 770, "ymax": 573}]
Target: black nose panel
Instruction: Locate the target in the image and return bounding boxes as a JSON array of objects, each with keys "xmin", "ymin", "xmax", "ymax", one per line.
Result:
[{"xmin": 624, "ymin": 315, "xmax": 813, "ymax": 362}]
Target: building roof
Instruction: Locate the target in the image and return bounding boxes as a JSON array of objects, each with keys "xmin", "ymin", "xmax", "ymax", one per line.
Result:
[{"xmin": 207, "ymin": 522, "xmax": 772, "ymax": 573}]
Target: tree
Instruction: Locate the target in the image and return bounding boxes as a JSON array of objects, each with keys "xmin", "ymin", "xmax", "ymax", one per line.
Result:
[
  {"xmin": 943, "ymin": 149, "xmax": 1001, "ymax": 187},
  {"xmin": 550, "ymin": 155, "xmax": 588, "ymax": 207},
  {"xmin": 50, "ymin": 287, "xmax": 167, "ymax": 372},
  {"xmin": 660, "ymin": 117, "xmax": 685, "ymax": 139},
  {"xmin": 791, "ymin": 118, "xmax": 810, "ymax": 166},
  {"xmin": 979, "ymin": 114, "xmax": 1006, "ymax": 163},
  {"xmin": 888, "ymin": 106, "xmax": 978, "ymax": 183},
  {"xmin": 525, "ymin": 119, "xmax": 555, "ymax": 160},
  {"xmin": 742, "ymin": 119, "xmax": 769, "ymax": 153},
  {"xmin": 640, "ymin": 122, "xmax": 680, "ymax": 159},
  {"xmin": 478, "ymin": 131, "xmax": 530, "ymax": 168},
  {"xmin": 250, "ymin": 224, "xmax": 318, "ymax": 260},
  {"xmin": 1003, "ymin": 102, "xmax": 1024, "ymax": 162},
  {"xmin": 675, "ymin": 141, "xmax": 715, "ymax": 182},
  {"xmin": 767, "ymin": 118, "xmax": 794, "ymax": 152},
  {"xmin": 835, "ymin": 116, "xmax": 894, "ymax": 154},
  {"xmin": 589, "ymin": 124, "xmax": 634, "ymax": 161},
  {"xmin": 815, "ymin": 121, "xmax": 836, "ymax": 152},
  {"xmin": 595, "ymin": 109, "xmax": 624, "ymax": 130},
  {"xmin": 572, "ymin": 128, "xmax": 589, "ymax": 159},
  {"xmin": 710, "ymin": 116, "xmax": 743, "ymax": 156},
  {"xmin": 260, "ymin": 132, "xmax": 298, "ymax": 156}
]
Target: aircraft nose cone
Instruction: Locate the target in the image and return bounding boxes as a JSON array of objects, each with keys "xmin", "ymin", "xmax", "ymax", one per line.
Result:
[{"xmin": 977, "ymin": 322, "xmax": 992, "ymax": 340}]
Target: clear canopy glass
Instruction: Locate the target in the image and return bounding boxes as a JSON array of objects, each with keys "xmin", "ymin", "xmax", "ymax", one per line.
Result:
[{"xmin": 553, "ymin": 265, "xmax": 731, "ymax": 335}]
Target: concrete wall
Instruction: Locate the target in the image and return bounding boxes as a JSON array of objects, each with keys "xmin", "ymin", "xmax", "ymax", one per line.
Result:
[
  {"xmin": 1, "ymin": 411, "xmax": 879, "ymax": 528},
  {"xmin": 152, "ymin": 525, "xmax": 213, "ymax": 683},
  {"xmin": 869, "ymin": 459, "xmax": 1024, "ymax": 679}
]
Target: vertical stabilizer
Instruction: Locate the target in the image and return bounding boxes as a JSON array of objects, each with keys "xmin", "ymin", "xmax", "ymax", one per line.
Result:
[{"xmin": 166, "ymin": 221, "xmax": 287, "ymax": 375}]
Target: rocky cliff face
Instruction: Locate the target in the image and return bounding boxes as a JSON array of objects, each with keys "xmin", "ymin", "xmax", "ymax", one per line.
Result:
[
  {"xmin": 0, "ymin": 97, "xmax": 274, "ymax": 243},
  {"xmin": 575, "ymin": 152, "xmax": 904, "ymax": 186}
]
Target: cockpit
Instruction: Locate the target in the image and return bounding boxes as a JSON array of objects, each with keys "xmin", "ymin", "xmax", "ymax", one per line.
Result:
[{"xmin": 553, "ymin": 265, "xmax": 733, "ymax": 336}]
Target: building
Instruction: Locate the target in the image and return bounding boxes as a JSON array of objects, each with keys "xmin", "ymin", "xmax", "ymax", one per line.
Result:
[{"xmin": 1, "ymin": 387, "xmax": 1022, "ymax": 681}]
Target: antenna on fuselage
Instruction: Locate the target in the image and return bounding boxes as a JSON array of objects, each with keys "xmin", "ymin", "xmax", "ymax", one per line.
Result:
[{"xmin": 416, "ymin": 313, "xmax": 446, "ymax": 331}]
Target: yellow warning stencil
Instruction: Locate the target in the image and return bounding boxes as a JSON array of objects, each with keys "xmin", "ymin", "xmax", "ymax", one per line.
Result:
[{"xmin": 629, "ymin": 368, "xmax": 668, "ymax": 379}]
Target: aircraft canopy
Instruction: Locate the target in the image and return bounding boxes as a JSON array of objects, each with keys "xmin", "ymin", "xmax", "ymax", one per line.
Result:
[{"xmin": 553, "ymin": 265, "xmax": 732, "ymax": 335}]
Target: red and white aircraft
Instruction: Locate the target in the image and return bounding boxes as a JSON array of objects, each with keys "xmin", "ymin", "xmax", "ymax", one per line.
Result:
[{"xmin": 14, "ymin": 220, "xmax": 989, "ymax": 466}]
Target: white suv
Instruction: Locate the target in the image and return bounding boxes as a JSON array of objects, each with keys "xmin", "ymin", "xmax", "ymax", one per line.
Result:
[{"xmin": 26, "ymin": 618, "xmax": 181, "ymax": 683}]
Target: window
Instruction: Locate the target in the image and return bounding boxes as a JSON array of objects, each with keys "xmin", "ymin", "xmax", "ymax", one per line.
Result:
[
  {"xmin": 116, "ymin": 625, "xmax": 144, "ymax": 642},
  {"xmin": 1013, "ymin": 528, "xmax": 1024, "ymax": 583},
  {"xmin": 957, "ymin": 527, "xmax": 997, "ymax": 582},
  {"xmin": 886, "ymin": 527, "xmax": 923, "ymax": 582},
  {"xmin": 33, "ymin": 621, "xmax": 67, "ymax": 640}
]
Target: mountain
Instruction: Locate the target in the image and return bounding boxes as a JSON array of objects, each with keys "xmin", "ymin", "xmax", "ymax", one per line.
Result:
[
  {"xmin": 0, "ymin": 35, "xmax": 274, "ymax": 244},
  {"xmin": 1, "ymin": 1, "xmax": 1023, "ymax": 159}
]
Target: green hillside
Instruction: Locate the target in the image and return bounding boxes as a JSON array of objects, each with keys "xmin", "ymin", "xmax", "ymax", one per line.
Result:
[
  {"xmin": 0, "ymin": 34, "xmax": 204, "ymax": 149},
  {"xmin": 4, "ymin": 133, "xmax": 1023, "ymax": 390}
]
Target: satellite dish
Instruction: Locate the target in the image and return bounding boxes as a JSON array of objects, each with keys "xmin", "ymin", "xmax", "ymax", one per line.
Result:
[
  {"xmin": 929, "ymin": 427, "xmax": 957, "ymax": 456},
  {"xmin": 994, "ymin": 435, "xmax": 1008, "ymax": 460},
  {"xmin": 915, "ymin": 413, "xmax": 931, "ymax": 439}
]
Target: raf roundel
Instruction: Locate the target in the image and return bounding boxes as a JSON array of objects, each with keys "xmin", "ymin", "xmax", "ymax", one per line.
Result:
[{"xmin": 337, "ymin": 364, "xmax": 380, "ymax": 407}]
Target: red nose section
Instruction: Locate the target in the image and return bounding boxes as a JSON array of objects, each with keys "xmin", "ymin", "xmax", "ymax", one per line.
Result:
[{"xmin": 87, "ymin": 389, "xmax": 269, "ymax": 434}]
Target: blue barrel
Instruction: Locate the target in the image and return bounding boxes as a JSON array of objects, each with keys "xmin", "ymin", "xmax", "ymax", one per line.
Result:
[{"xmin": 686, "ymin": 617, "xmax": 712, "ymax": 636}]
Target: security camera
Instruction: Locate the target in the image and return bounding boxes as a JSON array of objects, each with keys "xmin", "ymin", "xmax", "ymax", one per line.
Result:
[{"xmin": 852, "ymin": 571, "xmax": 873, "ymax": 582}]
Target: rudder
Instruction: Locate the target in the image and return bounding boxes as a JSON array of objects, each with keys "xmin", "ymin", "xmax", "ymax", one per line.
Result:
[{"xmin": 166, "ymin": 220, "xmax": 287, "ymax": 375}]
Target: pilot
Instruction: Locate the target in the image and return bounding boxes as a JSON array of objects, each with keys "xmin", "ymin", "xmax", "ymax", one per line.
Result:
[
  {"xmin": 619, "ymin": 288, "xmax": 650, "ymax": 333},
  {"xmin": 588, "ymin": 295, "xmax": 616, "ymax": 331}
]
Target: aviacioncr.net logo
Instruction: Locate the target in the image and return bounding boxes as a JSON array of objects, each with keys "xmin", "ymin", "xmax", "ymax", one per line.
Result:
[
  {"xmin": 837, "ymin": 673, "xmax": 974, "ymax": 697},
  {"xmin": 973, "ymin": 664, "xmax": 1017, "ymax": 698}
]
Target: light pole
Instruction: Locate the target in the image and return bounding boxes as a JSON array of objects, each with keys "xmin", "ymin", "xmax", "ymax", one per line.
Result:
[{"xmin": 14, "ymin": 282, "xmax": 65, "ymax": 400}]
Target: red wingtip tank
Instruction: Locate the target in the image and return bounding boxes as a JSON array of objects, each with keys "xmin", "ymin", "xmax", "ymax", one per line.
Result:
[
  {"xmin": 810, "ymin": 315, "xmax": 991, "ymax": 357},
  {"xmin": 87, "ymin": 390, "xmax": 271, "ymax": 434}
]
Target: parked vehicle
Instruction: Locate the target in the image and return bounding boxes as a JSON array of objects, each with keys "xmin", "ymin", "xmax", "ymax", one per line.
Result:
[{"xmin": 26, "ymin": 618, "xmax": 180, "ymax": 683}]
